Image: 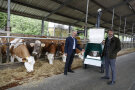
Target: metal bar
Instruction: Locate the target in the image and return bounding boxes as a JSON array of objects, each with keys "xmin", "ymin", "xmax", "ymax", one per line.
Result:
[
  {"xmin": 111, "ymin": 8, "xmax": 115, "ymax": 30},
  {"xmin": 41, "ymin": 19, "xmax": 44, "ymax": 36},
  {"xmin": 6, "ymin": 0, "xmax": 11, "ymax": 63},
  {"xmin": 0, "ymin": 36, "xmax": 89, "ymax": 42},
  {"xmin": 118, "ymin": 16, "xmax": 122, "ymax": 38},
  {"xmin": 43, "ymin": 0, "xmax": 72, "ymax": 20},
  {"xmin": 132, "ymin": 23, "xmax": 134, "ymax": 36},
  {"xmin": 123, "ymin": 17, "xmax": 127, "ymax": 42},
  {"xmin": 7, "ymin": 0, "xmax": 10, "ymax": 30},
  {"xmin": 54, "ymin": 24, "xmax": 55, "ymax": 36},
  {"xmin": 84, "ymin": 0, "xmax": 89, "ymax": 38},
  {"xmin": 131, "ymin": 23, "xmax": 134, "ymax": 42},
  {"xmin": 124, "ymin": 18, "xmax": 127, "ymax": 35},
  {"xmin": 69, "ymin": 25, "xmax": 71, "ymax": 36}
]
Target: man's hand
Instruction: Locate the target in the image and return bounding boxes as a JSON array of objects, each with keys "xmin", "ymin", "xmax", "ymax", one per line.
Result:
[
  {"xmin": 65, "ymin": 53, "xmax": 67, "ymax": 56},
  {"xmin": 82, "ymin": 49, "xmax": 85, "ymax": 52}
]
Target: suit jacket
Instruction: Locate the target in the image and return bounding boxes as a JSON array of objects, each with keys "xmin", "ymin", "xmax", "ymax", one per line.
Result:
[
  {"xmin": 64, "ymin": 36, "xmax": 82, "ymax": 55},
  {"xmin": 102, "ymin": 36, "xmax": 121, "ymax": 59}
]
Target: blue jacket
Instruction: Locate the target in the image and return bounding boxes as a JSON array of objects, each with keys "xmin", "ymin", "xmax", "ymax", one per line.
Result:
[{"xmin": 64, "ymin": 36, "xmax": 82, "ymax": 55}]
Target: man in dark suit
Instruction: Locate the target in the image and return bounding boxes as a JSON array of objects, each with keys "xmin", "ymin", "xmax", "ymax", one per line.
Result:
[
  {"xmin": 64, "ymin": 31, "xmax": 84, "ymax": 75},
  {"xmin": 101, "ymin": 30, "xmax": 121, "ymax": 85}
]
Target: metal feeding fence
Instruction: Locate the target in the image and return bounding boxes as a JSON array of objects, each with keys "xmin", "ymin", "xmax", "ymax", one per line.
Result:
[{"xmin": 0, "ymin": 33, "xmax": 88, "ymax": 64}]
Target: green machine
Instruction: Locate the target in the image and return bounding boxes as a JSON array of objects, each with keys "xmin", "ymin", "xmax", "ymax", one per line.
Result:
[
  {"xmin": 83, "ymin": 28, "xmax": 105, "ymax": 68},
  {"xmin": 83, "ymin": 43, "xmax": 103, "ymax": 68}
]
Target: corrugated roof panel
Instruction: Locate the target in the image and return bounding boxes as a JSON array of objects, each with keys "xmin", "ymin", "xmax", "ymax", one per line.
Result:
[
  {"xmin": 17, "ymin": 0, "xmax": 60, "ymax": 11},
  {"xmin": 115, "ymin": 5, "xmax": 133, "ymax": 16},
  {"xmin": 0, "ymin": 0, "xmax": 134, "ymax": 32},
  {"xmin": 88, "ymin": 17, "xmax": 97, "ymax": 24},
  {"xmin": 129, "ymin": 0, "xmax": 135, "ymax": 10},
  {"xmin": 127, "ymin": 15, "xmax": 135, "ymax": 23},
  {"xmin": 67, "ymin": 0, "xmax": 87, "ymax": 12},
  {"xmin": 10, "ymin": 3, "xmax": 16, "ymax": 10},
  {"xmin": 101, "ymin": 12, "xmax": 115, "ymax": 21},
  {"xmin": 57, "ymin": 6, "xmax": 85, "ymax": 20},
  {"xmin": 0, "ymin": 0, "xmax": 4, "ymax": 6},
  {"xmin": 95, "ymin": 0, "xmax": 122, "ymax": 8},
  {"xmin": 49, "ymin": 14, "xmax": 77, "ymax": 24},
  {"xmin": 1, "ymin": 1, "xmax": 7, "ymax": 8},
  {"xmin": 88, "ymin": 3, "xmax": 101, "ymax": 14}
]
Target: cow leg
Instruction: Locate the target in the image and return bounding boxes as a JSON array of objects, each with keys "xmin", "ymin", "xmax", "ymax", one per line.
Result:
[
  {"xmin": 47, "ymin": 53, "xmax": 54, "ymax": 64},
  {"xmin": 62, "ymin": 54, "xmax": 66, "ymax": 62},
  {"xmin": 11, "ymin": 56, "xmax": 15, "ymax": 62}
]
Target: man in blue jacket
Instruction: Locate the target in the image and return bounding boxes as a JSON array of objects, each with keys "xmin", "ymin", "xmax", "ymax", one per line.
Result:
[{"xmin": 64, "ymin": 31, "xmax": 84, "ymax": 75}]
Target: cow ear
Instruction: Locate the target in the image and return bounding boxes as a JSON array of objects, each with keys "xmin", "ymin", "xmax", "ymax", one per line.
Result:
[
  {"xmin": 30, "ymin": 43, "xmax": 35, "ymax": 47},
  {"xmin": 41, "ymin": 43, "xmax": 45, "ymax": 47}
]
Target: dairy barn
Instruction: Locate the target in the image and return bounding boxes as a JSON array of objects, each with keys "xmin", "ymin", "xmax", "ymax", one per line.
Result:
[{"xmin": 0, "ymin": 0, "xmax": 135, "ymax": 90}]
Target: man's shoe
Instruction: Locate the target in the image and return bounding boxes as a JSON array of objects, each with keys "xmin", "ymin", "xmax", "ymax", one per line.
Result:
[
  {"xmin": 107, "ymin": 81, "xmax": 116, "ymax": 85},
  {"xmin": 64, "ymin": 72, "xmax": 67, "ymax": 75},
  {"xmin": 101, "ymin": 76, "xmax": 110, "ymax": 79},
  {"xmin": 100, "ymin": 70, "xmax": 104, "ymax": 73},
  {"xmin": 68, "ymin": 70, "xmax": 74, "ymax": 73}
]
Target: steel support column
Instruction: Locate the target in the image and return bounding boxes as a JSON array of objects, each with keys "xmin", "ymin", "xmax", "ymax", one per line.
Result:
[
  {"xmin": 6, "ymin": 0, "xmax": 11, "ymax": 63},
  {"xmin": 84, "ymin": 0, "xmax": 89, "ymax": 38},
  {"xmin": 118, "ymin": 16, "xmax": 122, "ymax": 38},
  {"xmin": 123, "ymin": 18, "xmax": 127, "ymax": 42},
  {"xmin": 41, "ymin": 19, "xmax": 44, "ymax": 36},
  {"xmin": 68, "ymin": 25, "xmax": 71, "ymax": 36},
  {"xmin": 111, "ymin": 8, "xmax": 115, "ymax": 30}
]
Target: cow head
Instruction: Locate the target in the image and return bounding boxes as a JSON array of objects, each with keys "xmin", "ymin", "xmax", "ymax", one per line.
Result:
[
  {"xmin": 30, "ymin": 40, "xmax": 45, "ymax": 57},
  {"xmin": 24, "ymin": 56, "xmax": 35, "ymax": 72},
  {"xmin": 55, "ymin": 40, "xmax": 65, "ymax": 57}
]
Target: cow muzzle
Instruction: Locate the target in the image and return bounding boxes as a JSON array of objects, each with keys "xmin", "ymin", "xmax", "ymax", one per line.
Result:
[{"xmin": 32, "ymin": 51, "xmax": 38, "ymax": 56}]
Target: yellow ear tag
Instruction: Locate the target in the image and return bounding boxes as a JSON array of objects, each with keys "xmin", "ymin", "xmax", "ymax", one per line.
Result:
[{"xmin": 26, "ymin": 57, "xmax": 29, "ymax": 59}]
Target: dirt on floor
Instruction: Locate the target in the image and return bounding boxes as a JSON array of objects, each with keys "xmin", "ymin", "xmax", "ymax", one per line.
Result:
[
  {"xmin": 117, "ymin": 48, "xmax": 135, "ymax": 56},
  {"xmin": 0, "ymin": 58, "xmax": 82, "ymax": 89},
  {"xmin": 0, "ymin": 48, "xmax": 135, "ymax": 89}
]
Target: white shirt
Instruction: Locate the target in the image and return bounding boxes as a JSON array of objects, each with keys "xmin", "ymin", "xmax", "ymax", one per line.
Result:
[{"xmin": 72, "ymin": 37, "xmax": 76, "ymax": 49}]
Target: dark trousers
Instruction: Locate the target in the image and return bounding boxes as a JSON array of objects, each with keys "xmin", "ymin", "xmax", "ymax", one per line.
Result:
[
  {"xmin": 105, "ymin": 56, "xmax": 116, "ymax": 82},
  {"xmin": 64, "ymin": 50, "xmax": 75, "ymax": 73}
]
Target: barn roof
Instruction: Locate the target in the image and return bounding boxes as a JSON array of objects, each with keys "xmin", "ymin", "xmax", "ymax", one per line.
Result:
[{"xmin": 0, "ymin": 0, "xmax": 135, "ymax": 35}]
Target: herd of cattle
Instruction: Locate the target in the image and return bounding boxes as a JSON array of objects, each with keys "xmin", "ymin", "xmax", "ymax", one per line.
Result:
[{"xmin": 0, "ymin": 36, "xmax": 84, "ymax": 72}]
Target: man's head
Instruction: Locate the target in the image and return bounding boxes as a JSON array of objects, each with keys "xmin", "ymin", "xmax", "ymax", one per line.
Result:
[
  {"xmin": 107, "ymin": 30, "xmax": 114, "ymax": 39},
  {"xmin": 72, "ymin": 31, "xmax": 77, "ymax": 37}
]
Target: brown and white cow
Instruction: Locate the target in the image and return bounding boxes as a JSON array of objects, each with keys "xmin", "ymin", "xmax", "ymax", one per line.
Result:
[
  {"xmin": 57, "ymin": 40, "xmax": 67, "ymax": 62},
  {"xmin": 41, "ymin": 39, "xmax": 58, "ymax": 64},
  {"xmin": 1, "ymin": 38, "xmax": 35, "ymax": 72}
]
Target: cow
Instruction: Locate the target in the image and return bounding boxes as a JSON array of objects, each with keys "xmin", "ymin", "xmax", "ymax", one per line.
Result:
[
  {"xmin": 57, "ymin": 40, "xmax": 66, "ymax": 62},
  {"xmin": 29, "ymin": 40, "xmax": 45, "ymax": 59},
  {"xmin": 41, "ymin": 39, "xmax": 58, "ymax": 64},
  {"xmin": 1, "ymin": 38, "xmax": 35, "ymax": 72}
]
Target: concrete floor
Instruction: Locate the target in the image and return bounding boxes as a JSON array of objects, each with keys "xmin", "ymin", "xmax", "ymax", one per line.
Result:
[{"xmin": 9, "ymin": 52, "xmax": 135, "ymax": 90}]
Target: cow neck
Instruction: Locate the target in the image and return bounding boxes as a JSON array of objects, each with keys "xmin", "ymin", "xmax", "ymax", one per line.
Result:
[{"xmin": 10, "ymin": 39, "xmax": 25, "ymax": 49}]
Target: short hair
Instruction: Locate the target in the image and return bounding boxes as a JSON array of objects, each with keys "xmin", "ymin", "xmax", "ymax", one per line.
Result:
[
  {"xmin": 72, "ymin": 30, "xmax": 77, "ymax": 33},
  {"xmin": 107, "ymin": 30, "xmax": 114, "ymax": 33}
]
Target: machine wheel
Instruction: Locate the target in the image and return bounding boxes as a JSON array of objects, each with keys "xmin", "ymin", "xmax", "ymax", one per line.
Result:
[{"xmin": 83, "ymin": 64, "xmax": 87, "ymax": 69}]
